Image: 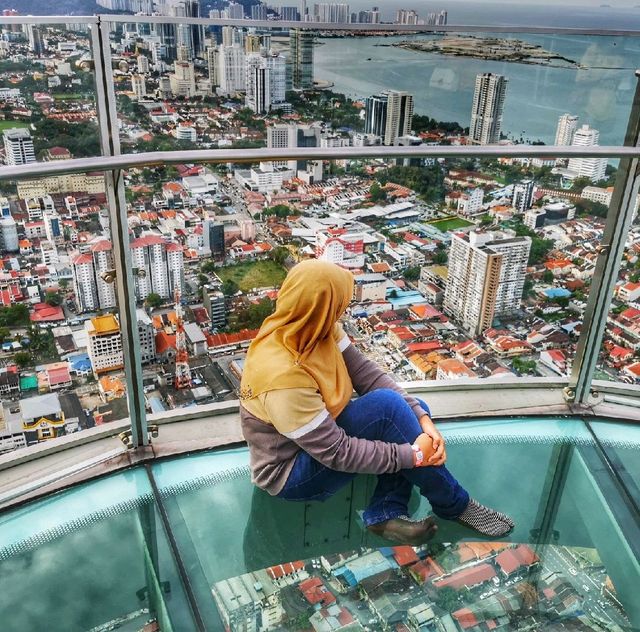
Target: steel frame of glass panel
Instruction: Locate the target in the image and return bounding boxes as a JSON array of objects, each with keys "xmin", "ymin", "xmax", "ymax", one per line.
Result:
[{"xmin": 0, "ymin": 15, "xmax": 639, "ymax": 450}]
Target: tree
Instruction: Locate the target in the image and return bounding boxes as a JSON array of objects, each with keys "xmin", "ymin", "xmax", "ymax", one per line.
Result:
[
  {"xmin": 222, "ymin": 279, "xmax": 240, "ymax": 296},
  {"xmin": 270, "ymin": 246, "xmax": 289, "ymax": 266},
  {"xmin": 433, "ymin": 251, "xmax": 448, "ymax": 265},
  {"xmin": 59, "ymin": 279, "xmax": 70, "ymax": 290},
  {"xmin": 44, "ymin": 291, "xmax": 62, "ymax": 306},
  {"xmin": 201, "ymin": 260, "xmax": 217, "ymax": 274},
  {"xmin": 434, "ymin": 587, "xmax": 460, "ymax": 611},
  {"xmin": 480, "ymin": 214, "xmax": 493, "ymax": 226},
  {"xmin": 543, "ymin": 270, "xmax": 554, "ymax": 283},
  {"xmin": 403, "ymin": 266, "xmax": 420, "ymax": 281},
  {"xmin": 14, "ymin": 351, "xmax": 32, "ymax": 368},
  {"xmin": 369, "ymin": 182, "xmax": 386, "ymax": 203},
  {"xmin": 145, "ymin": 292, "xmax": 163, "ymax": 309},
  {"xmin": 197, "ymin": 273, "xmax": 209, "ymax": 287}
]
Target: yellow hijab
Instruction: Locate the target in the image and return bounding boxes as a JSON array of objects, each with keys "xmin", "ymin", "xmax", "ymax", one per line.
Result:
[{"xmin": 240, "ymin": 260, "xmax": 355, "ymax": 419}]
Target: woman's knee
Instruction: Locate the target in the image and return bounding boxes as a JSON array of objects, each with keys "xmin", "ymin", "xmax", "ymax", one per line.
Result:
[{"xmin": 363, "ymin": 388, "xmax": 406, "ymax": 411}]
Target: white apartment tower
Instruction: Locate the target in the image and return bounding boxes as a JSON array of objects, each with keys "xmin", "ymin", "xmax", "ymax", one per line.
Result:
[
  {"xmin": 129, "ymin": 233, "xmax": 183, "ymax": 302},
  {"xmin": 469, "ymin": 73, "xmax": 508, "ymax": 145},
  {"xmin": 245, "ymin": 52, "xmax": 287, "ymax": 113},
  {"xmin": 85, "ymin": 315, "xmax": 124, "ymax": 377},
  {"xmin": 131, "ymin": 74, "xmax": 147, "ymax": 100},
  {"xmin": 555, "ymin": 113, "xmax": 579, "ymax": 146},
  {"xmin": 567, "ymin": 125, "xmax": 607, "ymax": 183},
  {"xmin": 206, "ymin": 46, "xmax": 218, "ymax": 89},
  {"xmin": 217, "ymin": 45, "xmax": 246, "ymax": 95},
  {"xmin": 169, "ymin": 61, "xmax": 196, "ymax": 98},
  {"xmin": 3, "ymin": 128, "xmax": 36, "ymax": 165},
  {"xmin": 444, "ymin": 230, "xmax": 532, "ymax": 336},
  {"xmin": 71, "ymin": 239, "xmax": 117, "ymax": 312}
]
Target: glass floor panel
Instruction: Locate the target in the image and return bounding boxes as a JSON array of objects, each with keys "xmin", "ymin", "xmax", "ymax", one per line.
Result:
[{"xmin": 0, "ymin": 417, "xmax": 638, "ymax": 632}]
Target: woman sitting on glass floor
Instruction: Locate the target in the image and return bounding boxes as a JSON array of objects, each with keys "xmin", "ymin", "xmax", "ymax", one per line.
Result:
[{"xmin": 239, "ymin": 260, "xmax": 513, "ymax": 544}]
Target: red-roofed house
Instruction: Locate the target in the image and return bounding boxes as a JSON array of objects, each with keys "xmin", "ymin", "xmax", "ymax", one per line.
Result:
[
  {"xmin": 434, "ymin": 563, "xmax": 496, "ymax": 590},
  {"xmin": 495, "ymin": 544, "xmax": 539, "ymax": 577},
  {"xmin": 30, "ymin": 303, "xmax": 65, "ymax": 323},
  {"xmin": 40, "ymin": 363, "xmax": 72, "ymax": 391},
  {"xmin": 452, "ymin": 608, "xmax": 479, "ymax": 630},
  {"xmin": 540, "ymin": 349, "xmax": 567, "ymax": 375},
  {"xmin": 155, "ymin": 331, "xmax": 177, "ymax": 362},
  {"xmin": 0, "ymin": 284, "xmax": 23, "ymax": 306},
  {"xmin": 298, "ymin": 577, "xmax": 336, "ymax": 606},
  {"xmin": 409, "ymin": 557, "xmax": 445, "ymax": 583},
  {"xmin": 266, "ymin": 560, "xmax": 304, "ymax": 581},
  {"xmin": 617, "ymin": 282, "xmax": 640, "ymax": 303},
  {"xmin": 206, "ymin": 329, "xmax": 259, "ymax": 353},
  {"xmin": 392, "ymin": 546, "xmax": 419, "ymax": 567},
  {"xmin": 623, "ymin": 361, "xmax": 640, "ymax": 382}
]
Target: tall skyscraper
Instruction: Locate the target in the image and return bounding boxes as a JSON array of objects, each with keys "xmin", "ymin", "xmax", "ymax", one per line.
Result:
[
  {"xmin": 289, "ymin": 29, "xmax": 314, "ymax": 90},
  {"xmin": 71, "ymin": 239, "xmax": 117, "ymax": 312},
  {"xmin": 555, "ymin": 113, "xmax": 579, "ymax": 146},
  {"xmin": 169, "ymin": 61, "xmax": 196, "ymax": 97},
  {"xmin": 313, "ymin": 3, "xmax": 350, "ymax": 22},
  {"xmin": 246, "ymin": 55, "xmax": 271, "ymax": 114},
  {"xmin": 251, "ymin": 4, "xmax": 268, "ymax": 20},
  {"xmin": 512, "ymin": 180, "xmax": 536, "ymax": 213},
  {"xmin": 469, "ymin": 73, "xmax": 508, "ymax": 145},
  {"xmin": 206, "ymin": 46, "xmax": 218, "ymax": 89},
  {"xmin": 567, "ymin": 124, "xmax": 607, "ymax": 182},
  {"xmin": 129, "ymin": 234, "xmax": 183, "ymax": 302},
  {"xmin": 25, "ymin": 25, "xmax": 45, "ymax": 55},
  {"xmin": 279, "ymin": 6, "xmax": 300, "ymax": 20},
  {"xmin": 365, "ymin": 91, "xmax": 414, "ymax": 145},
  {"xmin": 227, "ymin": 2, "xmax": 244, "ymax": 19},
  {"xmin": 3, "ymin": 129, "xmax": 36, "ymax": 165},
  {"xmin": 267, "ymin": 123, "xmax": 323, "ymax": 181},
  {"xmin": 131, "ymin": 74, "xmax": 147, "ymax": 100},
  {"xmin": 443, "ymin": 230, "xmax": 531, "ymax": 336},
  {"xmin": 217, "ymin": 44, "xmax": 246, "ymax": 95},
  {"xmin": 395, "ymin": 9, "xmax": 421, "ymax": 24}
]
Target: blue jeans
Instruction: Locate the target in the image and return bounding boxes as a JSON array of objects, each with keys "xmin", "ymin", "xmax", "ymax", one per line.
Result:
[{"xmin": 277, "ymin": 388, "xmax": 470, "ymax": 526}]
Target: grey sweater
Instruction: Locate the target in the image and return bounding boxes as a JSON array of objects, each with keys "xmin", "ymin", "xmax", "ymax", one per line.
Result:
[{"xmin": 240, "ymin": 343, "xmax": 425, "ymax": 495}]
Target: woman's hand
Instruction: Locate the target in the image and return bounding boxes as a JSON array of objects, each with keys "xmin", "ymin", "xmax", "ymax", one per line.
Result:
[{"xmin": 419, "ymin": 414, "xmax": 447, "ymax": 466}]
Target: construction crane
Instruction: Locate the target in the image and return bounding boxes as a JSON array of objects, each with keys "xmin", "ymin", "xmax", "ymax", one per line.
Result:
[{"xmin": 174, "ymin": 286, "xmax": 192, "ymax": 390}]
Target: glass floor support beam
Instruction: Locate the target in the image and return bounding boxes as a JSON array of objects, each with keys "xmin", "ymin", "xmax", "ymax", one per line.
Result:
[{"xmin": 569, "ymin": 70, "xmax": 640, "ymax": 406}]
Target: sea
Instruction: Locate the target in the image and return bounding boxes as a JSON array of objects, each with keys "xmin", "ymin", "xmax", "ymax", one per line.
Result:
[{"xmin": 270, "ymin": 1, "xmax": 640, "ymax": 144}]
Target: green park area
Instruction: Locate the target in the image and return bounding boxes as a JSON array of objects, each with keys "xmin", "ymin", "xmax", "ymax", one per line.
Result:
[
  {"xmin": 217, "ymin": 260, "xmax": 287, "ymax": 293},
  {"xmin": 53, "ymin": 93, "xmax": 84, "ymax": 101},
  {"xmin": 429, "ymin": 217, "xmax": 475, "ymax": 232},
  {"xmin": 0, "ymin": 120, "xmax": 29, "ymax": 132}
]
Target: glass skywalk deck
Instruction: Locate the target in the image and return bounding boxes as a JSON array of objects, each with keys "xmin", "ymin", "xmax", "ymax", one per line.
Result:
[{"xmin": 1, "ymin": 416, "xmax": 638, "ymax": 632}]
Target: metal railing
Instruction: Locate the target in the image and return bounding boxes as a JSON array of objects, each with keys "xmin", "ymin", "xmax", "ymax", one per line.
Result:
[{"xmin": 0, "ymin": 14, "xmax": 639, "ymax": 451}]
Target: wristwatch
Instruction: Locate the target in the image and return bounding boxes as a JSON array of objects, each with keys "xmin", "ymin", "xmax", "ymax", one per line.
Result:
[{"xmin": 411, "ymin": 443, "xmax": 424, "ymax": 466}]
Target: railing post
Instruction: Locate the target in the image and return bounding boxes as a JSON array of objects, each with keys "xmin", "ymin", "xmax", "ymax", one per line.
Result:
[
  {"xmin": 91, "ymin": 19, "xmax": 149, "ymax": 447},
  {"xmin": 568, "ymin": 71, "xmax": 640, "ymax": 405}
]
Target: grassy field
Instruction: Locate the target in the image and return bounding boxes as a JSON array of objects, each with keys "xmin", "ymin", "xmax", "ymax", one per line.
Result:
[
  {"xmin": 217, "ymin": 260, "xmax": 287, "ymax": 292},
  {"xmin": 52, "ymin": 93, "xmax": 85, "ymax": 100},
  {"xmin": 0, "ymin": 120, "xmax": 29, "ymax": 132},
  {"xmin": 429, "ymin": 217, "xmax": 475, "ymax": 232}
]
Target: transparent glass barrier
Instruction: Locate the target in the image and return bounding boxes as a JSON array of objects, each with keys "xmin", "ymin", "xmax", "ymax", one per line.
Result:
[
  {"xmin": 596, "ymin": 201, "xmax": 640, "ymax": 385},
  {"xmin": 0, "ymin": 171, "xmax": 130, "ymax": 455},
  {"xmin": 126, "ymin": 154, "xmax": 615, "ymax": 413},
  {"xmin": 0, "ymin": 23, "xmax": 101, "ymax": 166},
  {"xmin": 104, "ymin": 21, "xmax": 637, "ymax": 154}
]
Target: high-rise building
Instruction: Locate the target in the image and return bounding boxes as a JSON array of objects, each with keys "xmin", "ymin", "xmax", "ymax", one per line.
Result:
[
  {"xmin": 71, "ymin": 239, "xmax": 117, "ymax": 312},
  {"xmin": 279, "ymin": 6, "xmax": 300, "ymax": 20},
  {"xmin": 203, "ymin": 220, "xmax": 225, "ymax": 258},
  {"xmin": 137, "ymin": 54, "xmax": 150, "ymax": 74},
  {"xmin": 131, "ymin": 74, "xmax": 147, "ymax": 100},
  {"xmin": 130, "ymin": 233, "xmax": 184, "ymax": 302},
  {"xmin": 395, "ymin": 9, "xmax": 421, "ymax": 24},
  {"xmin": 206, "ymin": 46, "xmax": 218, "ymax": 89},
  {"xmin": 25, "ymin": 25, "xmax": 45, "ymax": 55},
  {"xmin": 313, "ymin": 3, "xmax": 350, "ymax": 22},
  {"xmin": 3, "ymin": 128, "xmax": 36, "ymax": 165},
  {"xmin": 169, "ymin": 61, "xmax": 196, "ymax": 97},
  {"xmin": 136, "ymin": 308, "xmax": 156, "ymax": 365},
  {"xmin": 289, "ymin": 29, "xmax": 314, "ymax": 90},
  {"xmin": 245, "ymin": 33, "xmax": 262, "ymax": 53},
  {"xmin": 567, "ymin": 124, "xmax": 607, "ymax": 182},
  {"xmin": 469, "ymin": 73, "xmax": 508, "ymax": 145},
  {"xmin": 365, "ymin": 90, "xmax": 414, "ymax": 146},
  {"xmin": 227, "ymin": 2, "xmax": 245, "ymax": 19},
  {"xmin": 555, "ymin": 113, "xmax": 579, "ymax": 146},
  {"xmin": 443, "ymin": 230, "xmax": 532, "ymax": 336},
  {"xmin": 245, "ymin": 52, "xmax": 287, "ymax": 113},
  {"xmin": 267, "ymin": 123, "xmax": 322, "ymax": 181},
  {"xmin": 512, "ymin": 179, "xmax": 536, "ymax": 213},
  {"xmin": 217, "ymin": 44, "xmax": 246, "ymax": 95},
  {"xmin": 203, "ymin": 289, "xmax": 226, "ymax": 330},
  {"xmin": 426, "ymin": 10, "xmax": 447, "ymax": 25},
  {"xmin": 85, "ymin": 315, "xmax": 124, "ymax": 377},
  {"xmin": 0, "ymin": 217, "xmax": 18, "ymax": 253},
  {"xmin": 251, "ymin": 5, "xmax": 268, "ymax": 20}
]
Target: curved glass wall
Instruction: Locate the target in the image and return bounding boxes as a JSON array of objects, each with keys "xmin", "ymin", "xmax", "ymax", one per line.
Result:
[{"xmin": 0, "ymin": 418, "xmax": 638, "ymax": 631}]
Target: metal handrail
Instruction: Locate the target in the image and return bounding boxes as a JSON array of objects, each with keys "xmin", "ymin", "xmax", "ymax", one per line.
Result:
[
  {"xmin": 1, "ymin": 14, "xmax": 640, "ymax": 37},
  {"xmin": 0, "ymin": 145, "xmax": 637, "ymax": 181}
]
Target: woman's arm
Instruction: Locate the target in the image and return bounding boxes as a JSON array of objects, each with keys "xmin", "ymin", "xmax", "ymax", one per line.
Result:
[
  {"xmin": 340, "ymin": 337, "xmax": 427, "ymax": 421},
  {"xmin": 263, "ymin": 388, "xmax": 416, "ymax": 474}
]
